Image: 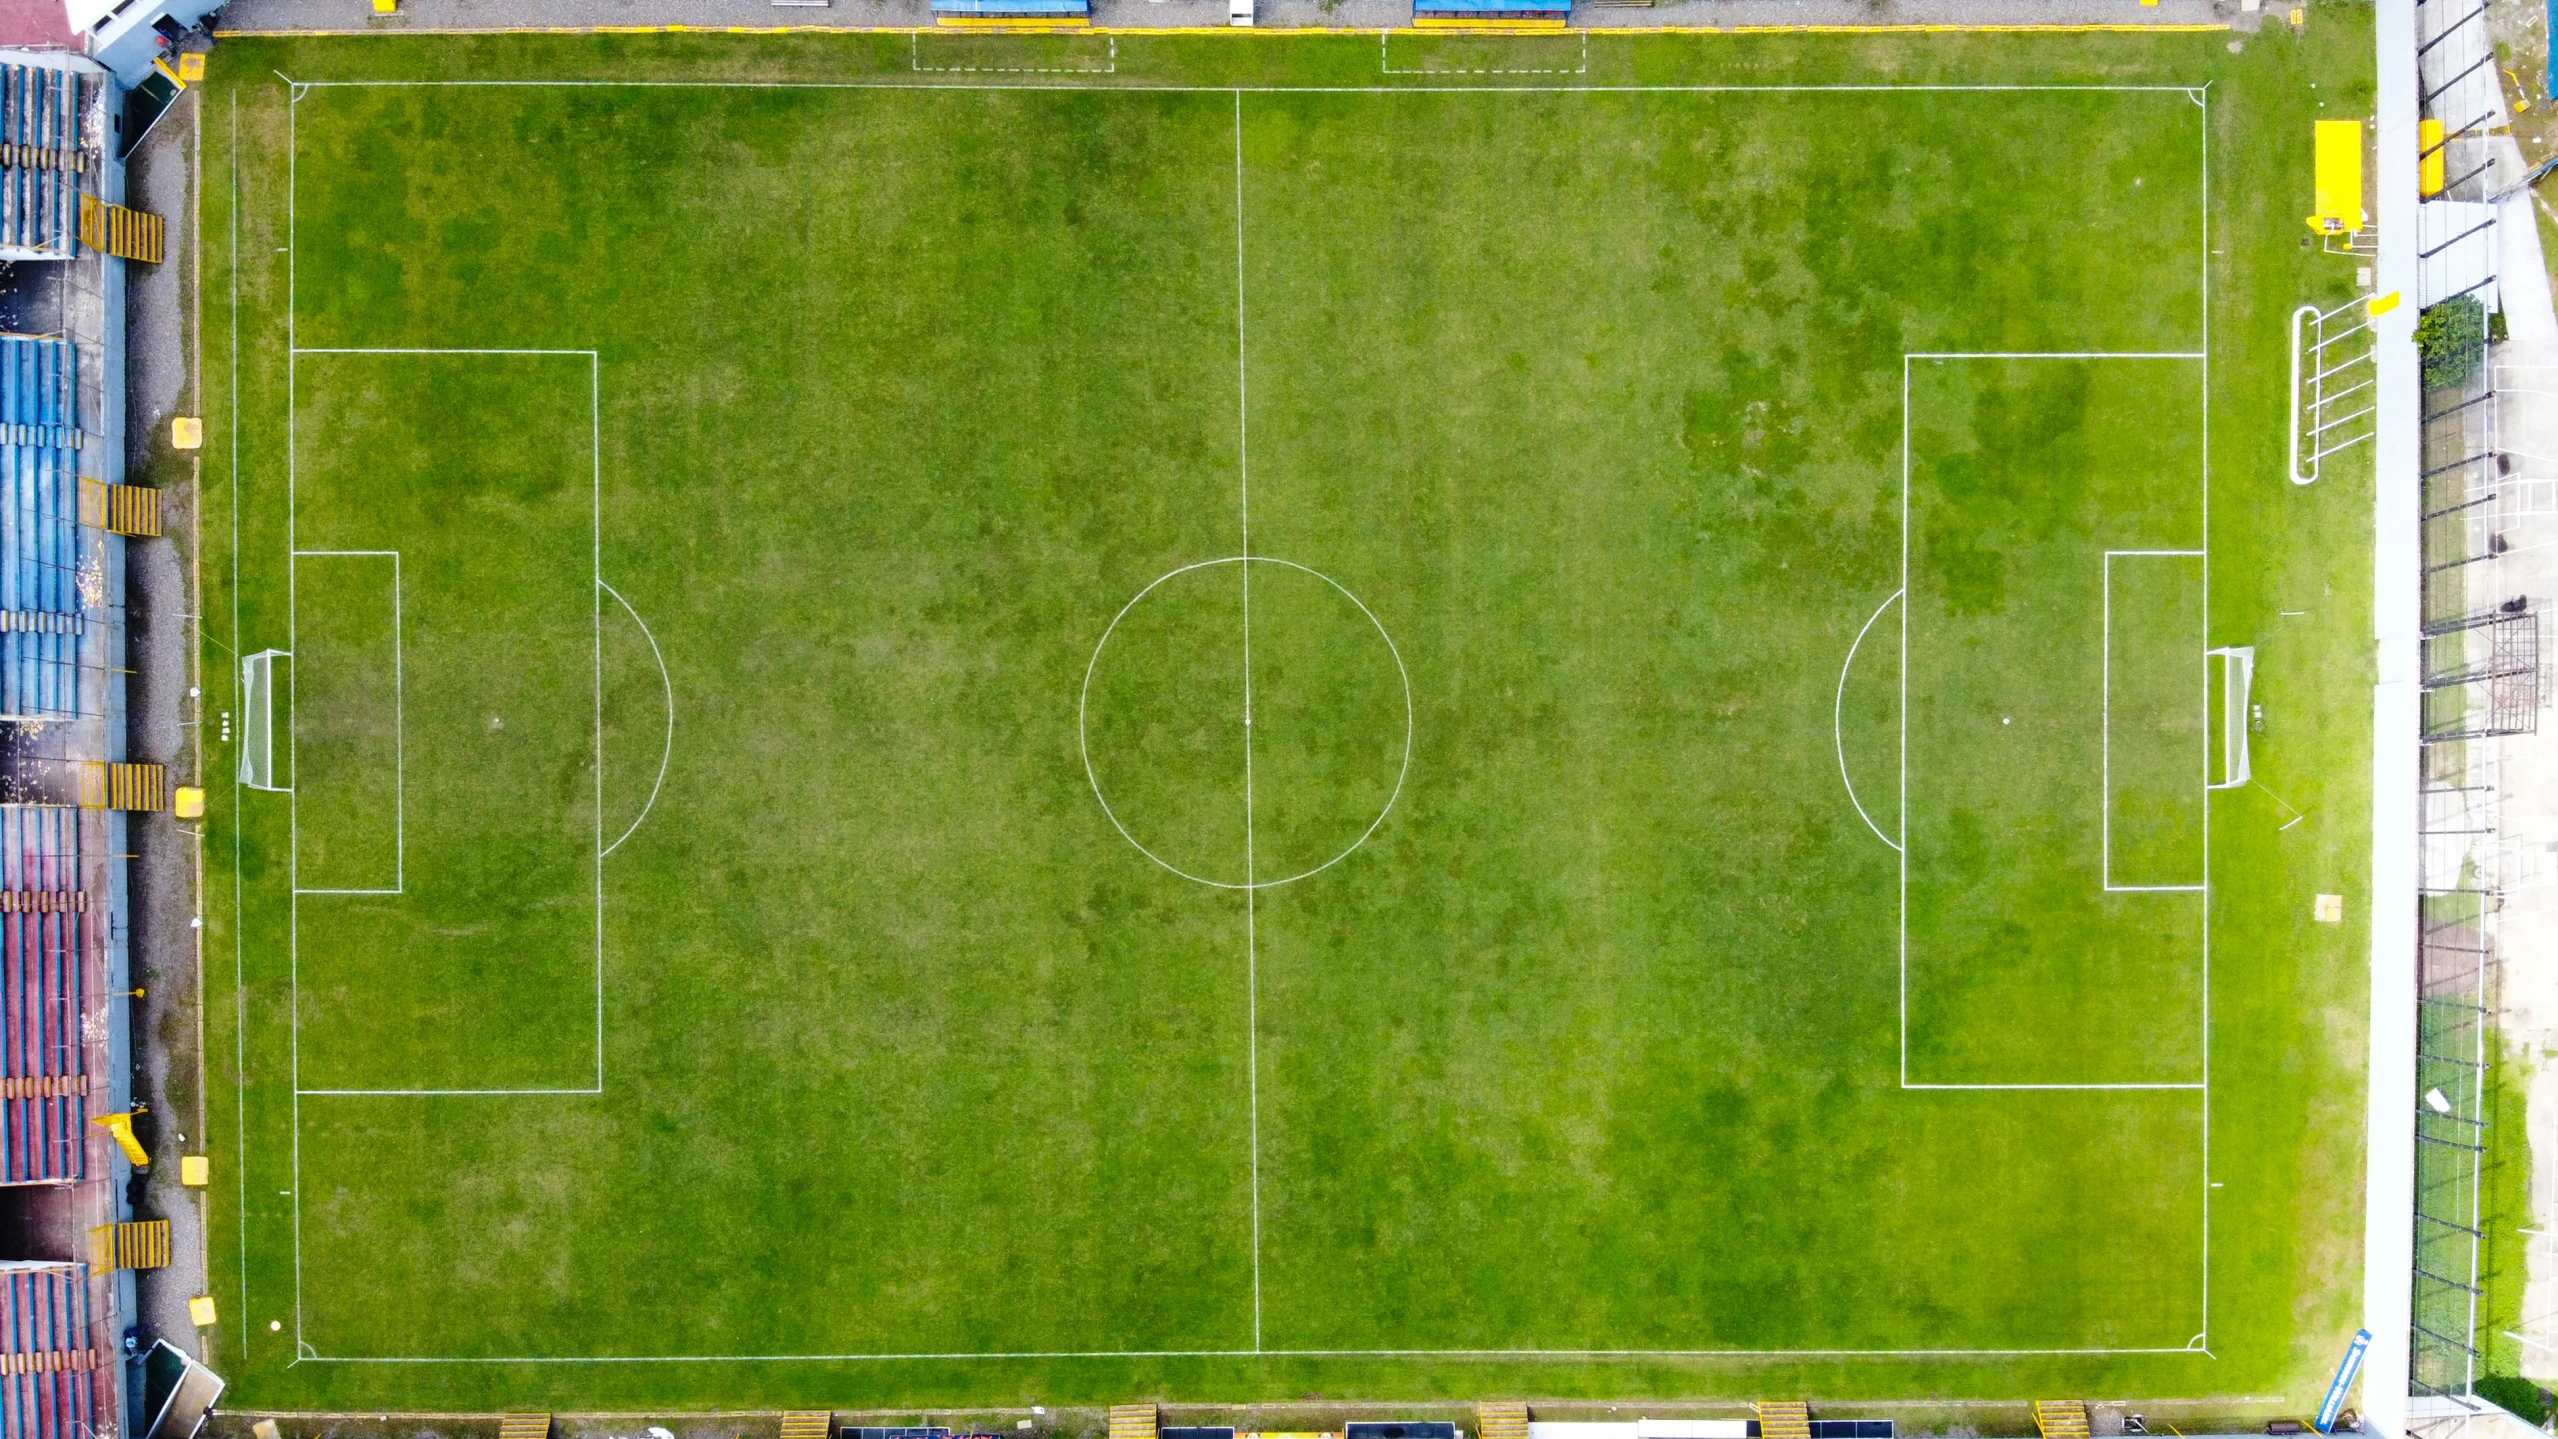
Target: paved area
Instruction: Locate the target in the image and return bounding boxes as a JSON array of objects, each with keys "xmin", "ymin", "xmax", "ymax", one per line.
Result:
[{"xmin": 120, "ymin": 83, "xmax": 212, "ymax": 1367}]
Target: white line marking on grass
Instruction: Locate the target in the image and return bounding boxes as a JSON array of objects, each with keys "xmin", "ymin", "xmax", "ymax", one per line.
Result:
[
  {"xmin": 287, "ymin": 79, "xmax": 2209, "ymax": 94},
  {"xmin": 287, "ymin": 84, "xmax": 303, "ymax": 1356},
  {"xmin": 264, "ymin": 79, "xmax": 2223, "ymax": 1364},
  {"xmin": 295, "ymin": 1344, "xmax": 2219, "ymax": 1363},
  {"xmin": 297, "ymin": 1087, "xmax": 601, "ymax": 1096},
  {"xmin": 909, "ymin": 30, "xmax": 1117, "ymax": 72},
  {"xmin": 1077, "ymin": 555, "xmax": 1413, "ymax": 892},
  {"xmin": 598, "ymin": 580, "xmax": 673, "ymax": 860},
  {"xmin": 1379, "ymin": 29, "xmax": 1589, "ymax": 75},
  {"xmin": 1835, "ymin": 587, "xmax": 1902, "ymax": 853},
  {"xmin": 1233, "ymin": 87, "xmax": 1263, "ymax": 1357},
  {"xmin": 1903, "ymin": 1081, "xmax": 2207, "ymax": 1091},
  {"xmin": 2195, "ymin": 82, "xmax": 2214, "ymax": 1346},
  {"xmin": 228, "ymin": 89, "xmax": 250, "ymax": 1355}
]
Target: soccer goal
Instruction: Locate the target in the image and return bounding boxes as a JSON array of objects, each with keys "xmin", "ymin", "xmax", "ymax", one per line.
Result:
[
  {"xmin": 2208, "ymin": 645, "xmax": 2255, "ymax": 790},
  {"xmin": 239, "ymin": 649, "xmax": 288, "ymax": 791}
]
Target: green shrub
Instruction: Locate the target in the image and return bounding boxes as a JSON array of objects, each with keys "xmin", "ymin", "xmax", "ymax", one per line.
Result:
[
  {"xmin": 2418, "ymin": 294, "xmax": 2490, "ymax": 390},
  {"xmin": 2475, "ymin": 1375, "xmax": 2553, "ymax": 1427}
]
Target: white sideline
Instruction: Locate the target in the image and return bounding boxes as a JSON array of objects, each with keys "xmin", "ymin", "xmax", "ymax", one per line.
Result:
[{"xmin": 259, "ymin": 74, "xmax": 2226, "ymax": 1369}]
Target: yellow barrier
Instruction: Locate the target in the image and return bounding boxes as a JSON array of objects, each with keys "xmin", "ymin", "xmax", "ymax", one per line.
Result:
[
  {"xmin": 90, "ymin": 1112, "xmax": 148, "ymax": 1168},
  {"xmin": 2311, "ymin": 119, "xmax": 2365, "ymax": 235},
  {"xmin": 2419, "ymin": 116, "xmax": 2446, "ymax": 198}
]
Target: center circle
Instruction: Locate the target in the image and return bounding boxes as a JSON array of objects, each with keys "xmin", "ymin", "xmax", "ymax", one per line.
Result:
[{"xmin": 1080, "ymin": 556, "xmax": 1411, "ymax": 890}]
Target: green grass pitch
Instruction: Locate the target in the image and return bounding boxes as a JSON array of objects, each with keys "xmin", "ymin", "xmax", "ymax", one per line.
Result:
[{"xmin": 201, "ymin": 21, "xmax": 2382, "ymax": 1411}]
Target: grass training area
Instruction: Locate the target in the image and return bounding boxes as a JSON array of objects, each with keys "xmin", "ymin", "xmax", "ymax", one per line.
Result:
[{"xmin": 203, "ymin": 21, "xmax": 2381, "ymax": 1411}]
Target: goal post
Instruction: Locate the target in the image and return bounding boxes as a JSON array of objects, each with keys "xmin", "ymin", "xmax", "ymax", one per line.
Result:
[
  {"xmin": 239, "ymin": 649, "xmax": 288, "ymax": 791},
  {"xmin": 2208, "ymin": 645, "xmax": 2255, "ymax": 790}
]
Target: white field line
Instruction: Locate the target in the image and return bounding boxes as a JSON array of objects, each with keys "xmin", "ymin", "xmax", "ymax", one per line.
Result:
[
  {"xmin": 261, "ymin": 81, "xmax": 2222, "ymax": 1365},
  {"xmin": 597, "ymin": 579, "xmax": 673, "ymax": 859},
  {"xmin": 1834, "ymin": 587, "xmax": 1902, "ymax": 852},
  {"xmin": 2197, "ymin": 81, "xmax": 2213, "ymax": 1343},
  {"xmin": 1233, "ymin": 87, "xmax": 1263, "ymax": 1357},
  {"xmin": 289, "ymin": 548, "xmax": 402, "ymax": 897},
  {"xmin": 294, "ymin": 1344, "xmax": 2220, "ymax": 1363},
  {"xmin": 287, "ymin": 79, "xmax": 2209, "ymax": 93},
  {"xmin": 228, "ymin": 89, "xmax": 249, "ymax": 1350},
  {"xmin": 1379, "ymin": 29, "xmax": 1588, "ymax": 75},
  {"xmin": 287, "ymin": 84, "xmax": 302, "ymax": 1354},
  {"xmin": 910, "ymin": 30, "xmax": 1116, "ymax": 73},
  {"xmin": 2101, "ymin": 548, "xmax": 2206, "ymax": 894}
]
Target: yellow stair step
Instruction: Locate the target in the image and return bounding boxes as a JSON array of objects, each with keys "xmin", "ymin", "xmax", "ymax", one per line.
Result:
[
  {"xmin": 1756, "ymin": 1403, "xmax": 1812, "ymax": 1439},
  {"xmin": 2033, "ymin": 1404, "xmax": 2091, "ymax": 1439},
  {"xmin": 87, "ymin": 1219, "xmax": 169, "ymax": 1272},
  {"xmin": 1109, "ymin": 1407, "xmax": 1160, "ymax": 1439},
  {"xmin": 782, "ymin": 1416, "xmax": 832, "ymax": 1439},
  {"xmin": 499, "ymin": 1418, "xmax": 552, "ymax": 1439},
  {"xmin": 1479, "ymin": 1403, "xmax": 1531, "ymax": 1439}
]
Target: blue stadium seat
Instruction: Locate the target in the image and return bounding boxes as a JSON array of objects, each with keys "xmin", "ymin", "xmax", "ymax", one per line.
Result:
[
  {"xmin": 0, "ymin": 337, "xmax": 81, "ymax": 724},
  {"xmin": 0, "ymin": 65, "xmax": 87, "ymax": 259}
]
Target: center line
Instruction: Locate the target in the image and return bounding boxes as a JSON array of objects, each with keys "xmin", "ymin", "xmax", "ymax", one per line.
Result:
[{"xmin": 1233, "ymin": 86, "xmax": 1264, "ymax": 1356}]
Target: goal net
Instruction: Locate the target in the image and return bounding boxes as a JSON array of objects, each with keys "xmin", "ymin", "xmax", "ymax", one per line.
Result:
[
  {"xmin": 239, "ymin": 649, "xmax": 287, "ymax": 791},
  {"xmin": 2208, "ymin": 645, "xmax": 2254, "ymax": 790}
]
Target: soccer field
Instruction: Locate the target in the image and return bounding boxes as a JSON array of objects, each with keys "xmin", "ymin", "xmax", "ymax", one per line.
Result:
[{"xmin": 203, "ymin": 23, "xmax": 2380, "ymax": 1410}]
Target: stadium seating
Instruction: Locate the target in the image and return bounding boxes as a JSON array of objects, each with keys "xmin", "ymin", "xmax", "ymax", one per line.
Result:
[
  {"xmin": 0, "ymin": 65, "xmax": 87, "ymax": 260},
  {"xmin": 930, "ymin": 0, "xmax": 1091, "ymax": 24},
  {"xmin": 0, "ymin": 1262, "xmax": 96, "ymax": 1439},
  {"xmin": 0, "ymin": 811, "xmax": 84, "ymax": 1184},
  {"xmin": 0, "ymin": 336, "xmax": 82, "ymax": 722},
  {"xmin": 1410, "ymin": 0, "xmax": 1571, "ymax": 25}
]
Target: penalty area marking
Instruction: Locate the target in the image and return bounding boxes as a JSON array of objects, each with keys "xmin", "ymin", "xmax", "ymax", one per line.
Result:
[{"xmin": 285, "ymin": 362, "xmax": 608, "ymax": 1092}]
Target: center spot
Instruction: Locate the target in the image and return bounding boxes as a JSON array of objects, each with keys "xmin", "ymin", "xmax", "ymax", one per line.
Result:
[{"xmin": 1082, "ymin": 557, "xmax": 1410, "ymax": 889}]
